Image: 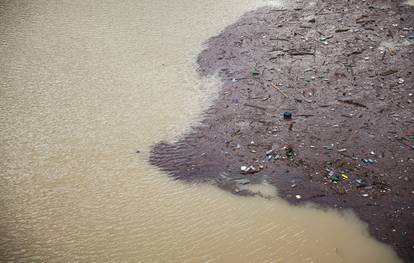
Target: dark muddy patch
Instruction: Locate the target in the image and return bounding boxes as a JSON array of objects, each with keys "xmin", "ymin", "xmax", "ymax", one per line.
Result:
[{"xmin": 150, "ymin": 0, "xmax": 414, "ymax": 261}]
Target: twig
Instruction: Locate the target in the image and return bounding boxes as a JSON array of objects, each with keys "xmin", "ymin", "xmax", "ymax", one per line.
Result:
[
  {"xmin": 271, "ymin": 82, "xmax": 289, "ymax": 98},
  {"xmin": 381, "ymin": 50, "xmax": 387, "ymax": 61},
  {"xmin": 296, "ymin": 114, "xmax": 314, "ymax": 118},
  {"xmin": 347, "ymin": 49, "xmax": 364, "ymax": 56},
  {"xmin": 380, "ymin": 69, "xmax": 398, "ymax": 76},
  {"xmin": 269, "ymin": 38, "xmax": 289, "ymax": 41},
  {"xmin": 244, "ymin": 103, "xmax": 267, "ymax": 111},
  {"xmin": 337, "ymin": 99, "xmax": 368, "ymax": 108},
  {"xmin": 270, "ymin": 9, "xmax": 287, "ymax": 12},
  {"xmin": 335, "ymin": 28, "xmax": 350, "ymax": 33},
  {"xmin": 289, "ymin": 50, "xmax": 315, "ymax": 56}
]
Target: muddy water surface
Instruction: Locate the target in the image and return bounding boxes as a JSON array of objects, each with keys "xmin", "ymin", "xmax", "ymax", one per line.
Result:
[{"xmin": 0, "ymin": 0, "xmax": 401, "ymax": 262}]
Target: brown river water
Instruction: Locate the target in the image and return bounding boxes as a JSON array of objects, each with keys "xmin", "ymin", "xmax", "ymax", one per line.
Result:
[{"xmin": 0, "ymin": 0, "xmax": 402, "ymax": 262}]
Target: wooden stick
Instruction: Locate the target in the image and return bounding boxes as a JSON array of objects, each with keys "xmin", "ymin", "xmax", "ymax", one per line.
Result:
[
  {"xmin": 244, "ymin": 103, "xmax": 266, "ymax": 111},
  {"xmin": 271, "ymin": 82, "xmax": 289, "ymax": 98}
]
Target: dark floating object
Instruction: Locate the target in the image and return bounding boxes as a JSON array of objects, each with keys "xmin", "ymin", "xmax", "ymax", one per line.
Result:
[{"xmin": 283, "ymin": 111, "xmax": 292, "ymax": 120}]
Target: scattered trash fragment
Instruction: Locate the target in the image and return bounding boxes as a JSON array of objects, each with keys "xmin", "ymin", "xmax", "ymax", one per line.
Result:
[
  {"xmin": 295, "ymin": 195, "xmax": 302, "ymax": 199},
  {"xmin": 252, "ymin": 69, "xmax": 260, "ymax": 76},
  {"xmin": 328, "ymin": 170, "xmax": 340, "ymax": 182},
  {"xmin": 362, "ymin": 158, "xmax": 377, "ymax": 164},
  {"xmin": 283, "ymin": 111, "xmax": 292, "ymax": 120},
  {"xmin": 323, "ymin": 144, "xmax": 334, "ymax": 150},
  {"xmin": 319, "ymin": 35, "xmax": 333, "ymax": 41},
  {"xmin": 362, "ymin": 193, "xmax": 369, "ymax": 198},
  {"xmin": 240, "ymin": 165, "xmax": 258, "ymax": 174},
  {"xmin": 355, "ymin": 178, "xmax": 369, "ymax": 188},
  {"xmin": 285, "ymin": 146, "xmax": 295, "ymax": 159}
]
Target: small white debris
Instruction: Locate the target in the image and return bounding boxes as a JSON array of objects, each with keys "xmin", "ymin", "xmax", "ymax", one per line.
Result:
[
  {"xmin": 295, "ymin": 195, "xmax": 302, "ymax": 199},
  {"xmin": 362, "ymin": 193, "xmax": 369, "ymax": 197},
  {"xmin": 338, "ymin": 148, "xmax": 347, "ymax": 152},
  {"xmin": 398, "ymin": 78, "xmax": 405, "ymax": 84},
  {"xmin": 241, "ymin": 165, "xmax": 257, "ymax": 174},
  {"xmin": 323, "ymin": 144, "xmax": 334, "ymax": 150},
  {"xmin": 370, "ymin": 151, "xmax": 375, "ymax": 155}
]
